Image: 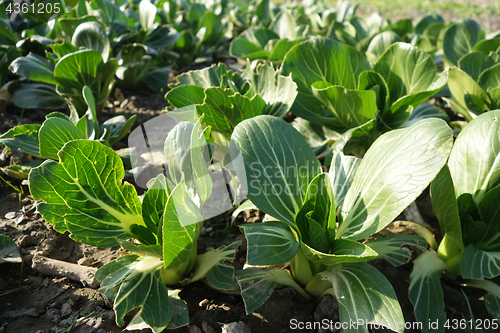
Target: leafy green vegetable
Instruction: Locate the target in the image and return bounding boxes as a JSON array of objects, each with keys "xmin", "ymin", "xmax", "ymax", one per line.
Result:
[
  {"xmin": 282, "ymin": 39, "xmax": 447, "ymax": 152},
  {"xmin": 412, "ymin": 110, "xmax": 500, "ymax": 327},
  {"xmin": 29, "ymin": 115, "xmax": 241, "ymax": 332},
  {"xmin": 166, "ymin": 62, "xmax": 297, "ymax": 140},
  {"xmin": 230, "ymin": 115, "xmax": 452, "ymax": 329}
]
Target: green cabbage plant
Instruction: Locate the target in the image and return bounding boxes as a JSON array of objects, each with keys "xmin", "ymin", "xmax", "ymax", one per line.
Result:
[
  {"xmin": 9, "ymin": 21, "xmax": 117, "ymax": 115},
  {"xmin": 409, "ymin": 110, "xmax": 500, "ymax": 331},
  {"xmin": 447, "ymin": 49, "xmax": 500, "ymax": 121},
  {"xmin": 0, "ymin": 87, "xmax": 135, "ymax": 162},
  {"xmin": 28, "ymin": 116, "xmax": 240, "ymax": 332},
  {"xmin": 229, "ymin": 115, "xmax": 453, "ymax": 331},
  {"xmin": 165, "ymin": 62, "xmax": 297, "ymax": 141},
  {"xmin": 281, "ymin": 38, "xmax": 448, "ymax": 154}
]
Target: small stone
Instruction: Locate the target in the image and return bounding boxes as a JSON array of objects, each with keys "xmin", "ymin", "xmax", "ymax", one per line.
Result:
[
  {"xmin": 209, "ymin": 231, "xmax": 216, "ymax": 238},
  {"xmin": 199, "ymin": 299, "xmax": 210, "ymax": 307},
  {"xmin": 5, "ymin": 212, "xmax": 16, "ymax": 219},
  {"xmin": 205, "ymin": 227, "xmax": 213, "ymax": 233},
  {"xmin": 221, "ymin": 321, "xmax": 251, "ymax": 333}
]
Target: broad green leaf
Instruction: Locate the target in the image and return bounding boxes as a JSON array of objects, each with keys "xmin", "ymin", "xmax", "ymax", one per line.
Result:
[
  {"xmin": 197, "ymin": 12, "xmax": 223, "ymax": 46},
  {"xmin": 146, "ymin": 25, "xmax": 180, "ymax": 50},
  {"xmin": 301, "ymin": 240, "xmax": 378, "ymax": 266},
  {"xmin": 139, "ymin": 0, "xmax": 157, "ymax": 31},
  {"xmin": 366, "ymin": 234, "xmax": 427, "ymax": 266},
  {"xmin": 448, "ymin": 110, "xmax": 500, "ymax": 204},
  {"xmin": 229, "ymin": 27, "xmax": 279, "ymax": 60},
  {"xmin": 231, "ymin": 115, "xmax": 322, "ymax": 225},
  {"xmin": 100, "ymin": 115, "xmax": 136, "ymax": 146},
  {"xmin": 478, "ymin": 63, "xmax": 500, "ymax": 93},
  {"xmin": 443, "ymin": 20, "xmax": 485, "ymax": 66},
  {"xmin": 357, "ymin": 70, "xmax": 390, "ymax": 114},
  {"xmin": 143, "ymin": 66, "xmax": 172, "ymax": 93},
  {"xmin": 9, "ymin": 53, "xmax": 58, "ymax": 85},
  {"xmin": 11, "ymin": 83, "xmax": 66, "ymax": 110},
  {"xmin": 269, "ymin": 9, "xmax": 297, "ymax": 40},
  {"xmin": 139, "ymin": 269, "xmax": 174, "ymax": 333},
  {"xmin": 267, "ymin": 38, "xmax": 304, "ymax": 61},
  {"xmin": 409, "ymin": 250, "xmax": 446, "ymax": 333},
  {"xmin": 458, "ymin": 52, "xmax": 498, "ymax": 81},
  {"xmin": 329, "ymin": 151, "xmax": 360, "ymax": 209},
  {"xmin": 94, "ymin": 0, "xmax": 127, "ymax": 26},
  {"xmin": 0, "ymin": 124, "xmax": 41, "ymax": 157},
  {"xmin": 242, "ymin": 62, "xmax": 298, "ymax": 118},
  {"xmin": 338, "ymin": 118, "xmax": 453, "ymax": 240},
  {"xmin": 166, "ymin": 85, "xmax": 205, "ymax": 108},
  {"xmin": 38, "ymin": 118, "xmax": 86, "ymax": 160},
  {"xmin": 296, "ymin": 215, "xmax": 330, "ymax": 253},
  {"xmin": 374, "ymin": 43, "xmax": 448, "ymax": 128},
  {"xmin": 0, "ymin": 19, "xmax": 19, "ymax": 45},
  {"xmin": 472, "ymin": 38, "xmax": 500, "ymax": 55},
  {"xmin": 142, "ymin": 174, "xmax": 170, "ymax": 232},
  {"xmin": 164, "ymin": 120, "xmax": 212, "ymax": 201},
  {"xmin": 415, "ymin": 14, "xmax": 444, "ymax": 35},
  {"xmin": 188, "ymin": 3, "xmax": 206, "ymax": 29},
  {"xmin": 300, "ymin": 173, "xmax": 332, "ymax": 231},
  {"xmin": 281, "ymin": 38, "xmax": 372, "ymax": 128},
  {"xmin": 322, "ymin": 263, "xmax": 404, "ymax": 333},
  {"xmin": 169, "ymin": 63, "xmax": 239, "ymax": 89},
  {"xmin": 462, "ymin": 244, "xmax": 500, "ymax": 279},
  {"xmin": 448, "ymin": 67, "xmax": 490, "ymax": 120},
  {"xmin": 366, "ymin": 31, "xmax": 402, "ymax": 62},
  {"xmin": 96, "ymin": 254, "xmax": 141, "ymax": 298},
  {"xmin": 50, "ymin": 40, "xmax": 81, "ymax": 61},
  {"xmin": 0, "ymin": 235, "xmax": 22, "ymax": 264},
  {"xmin": 191, "ymin": 241, "xmax": 240, "ymax": 290},
  {"xmin": 403, "ymin": 104, "xmax": 450, "ymax": 128},
  {"xmin": 58, "ymin": 16, "xmax": 99, "ymax": 39},
  {"xmin": 311, "ymin": 82, "xmax": 377, "ymax": 135},
  {"xmin": 162, "ymin": 181, "xmax": 202, "ymax": 278},
  {"xmin": 54, "ymin": 49, "xmax": 103, "ymax": 91},
  {"xmin": 29, "ymin": 140, "xmax": 146, "ymax": 247},
  {"xmin": 387, "ymin": 19, "xmax": 413, "ymax": 38},
  {"xmin": 71, "ymin": 21, "xmax": 110, "ymax": 62},
  {"xmin": 111, "ymin": 256, "xmax": 165, "ymax": 327},
  {"xmin": 230, "ymin": 38, "xmax": 269, "ymax": 60},
  {"xmin": 430, "ymin": 165, "xmax": 464, "ymax": 250},
  {"xmin": 240, "ymin": 221, "xmax": 298, "ymax": 266},
  {"xmin": 196, "ymin": 88, "xmax": 266, "ymax": 137},
  {"xmin": 236, "ymin": 268, "xmax": 308, "ymax": 314},
  {"xmin": 291, "ymin": 118, "xmax": 334, "ymax": 154},
  {"xmin": 166, "ymin": 290, "xmax": 189, "ymax": 329},
  {"xmin": 478, "ymin": 185, "xmax": 500, "ymax": 250}
]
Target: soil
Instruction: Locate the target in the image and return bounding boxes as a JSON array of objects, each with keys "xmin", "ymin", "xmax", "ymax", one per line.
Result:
[{"xmin": 2, "ymin": 8, "xmax": 500, "ymax": 333}]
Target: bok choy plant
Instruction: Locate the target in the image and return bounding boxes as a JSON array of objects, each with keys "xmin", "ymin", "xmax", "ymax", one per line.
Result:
[
  {"xmin": 447, "ymin": 49, "xmax": 500, "ymax": 121},
  {"xmin": 165, "ymin": 62, "xmax": 297, "ymax": 141},
  {"xmin": 28, "ymin": 117, "xmax": 240, "ymax": 332},
  {"xmin": 229, "ymin": 115, "xmax": 453, "ymax": 332},
  {"xmin": 0, "ymin": 86, "xmax": 135, "ymax": 166},
  {"xmin": 409, "ymin": 110, "xmax": 500, "ymax": 332},
  {"xmin": 9, "ymin": 21, "xmax": 118, "ymax": 115},
  {"xmin": 281, "ymin": 38, "xmax": 448, "ymax": 154}
]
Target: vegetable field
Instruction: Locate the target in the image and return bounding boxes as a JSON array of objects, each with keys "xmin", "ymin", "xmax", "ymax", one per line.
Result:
[{"xmin": 1, "ymin": 0, "xmax": 500, "ymax": 332}]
